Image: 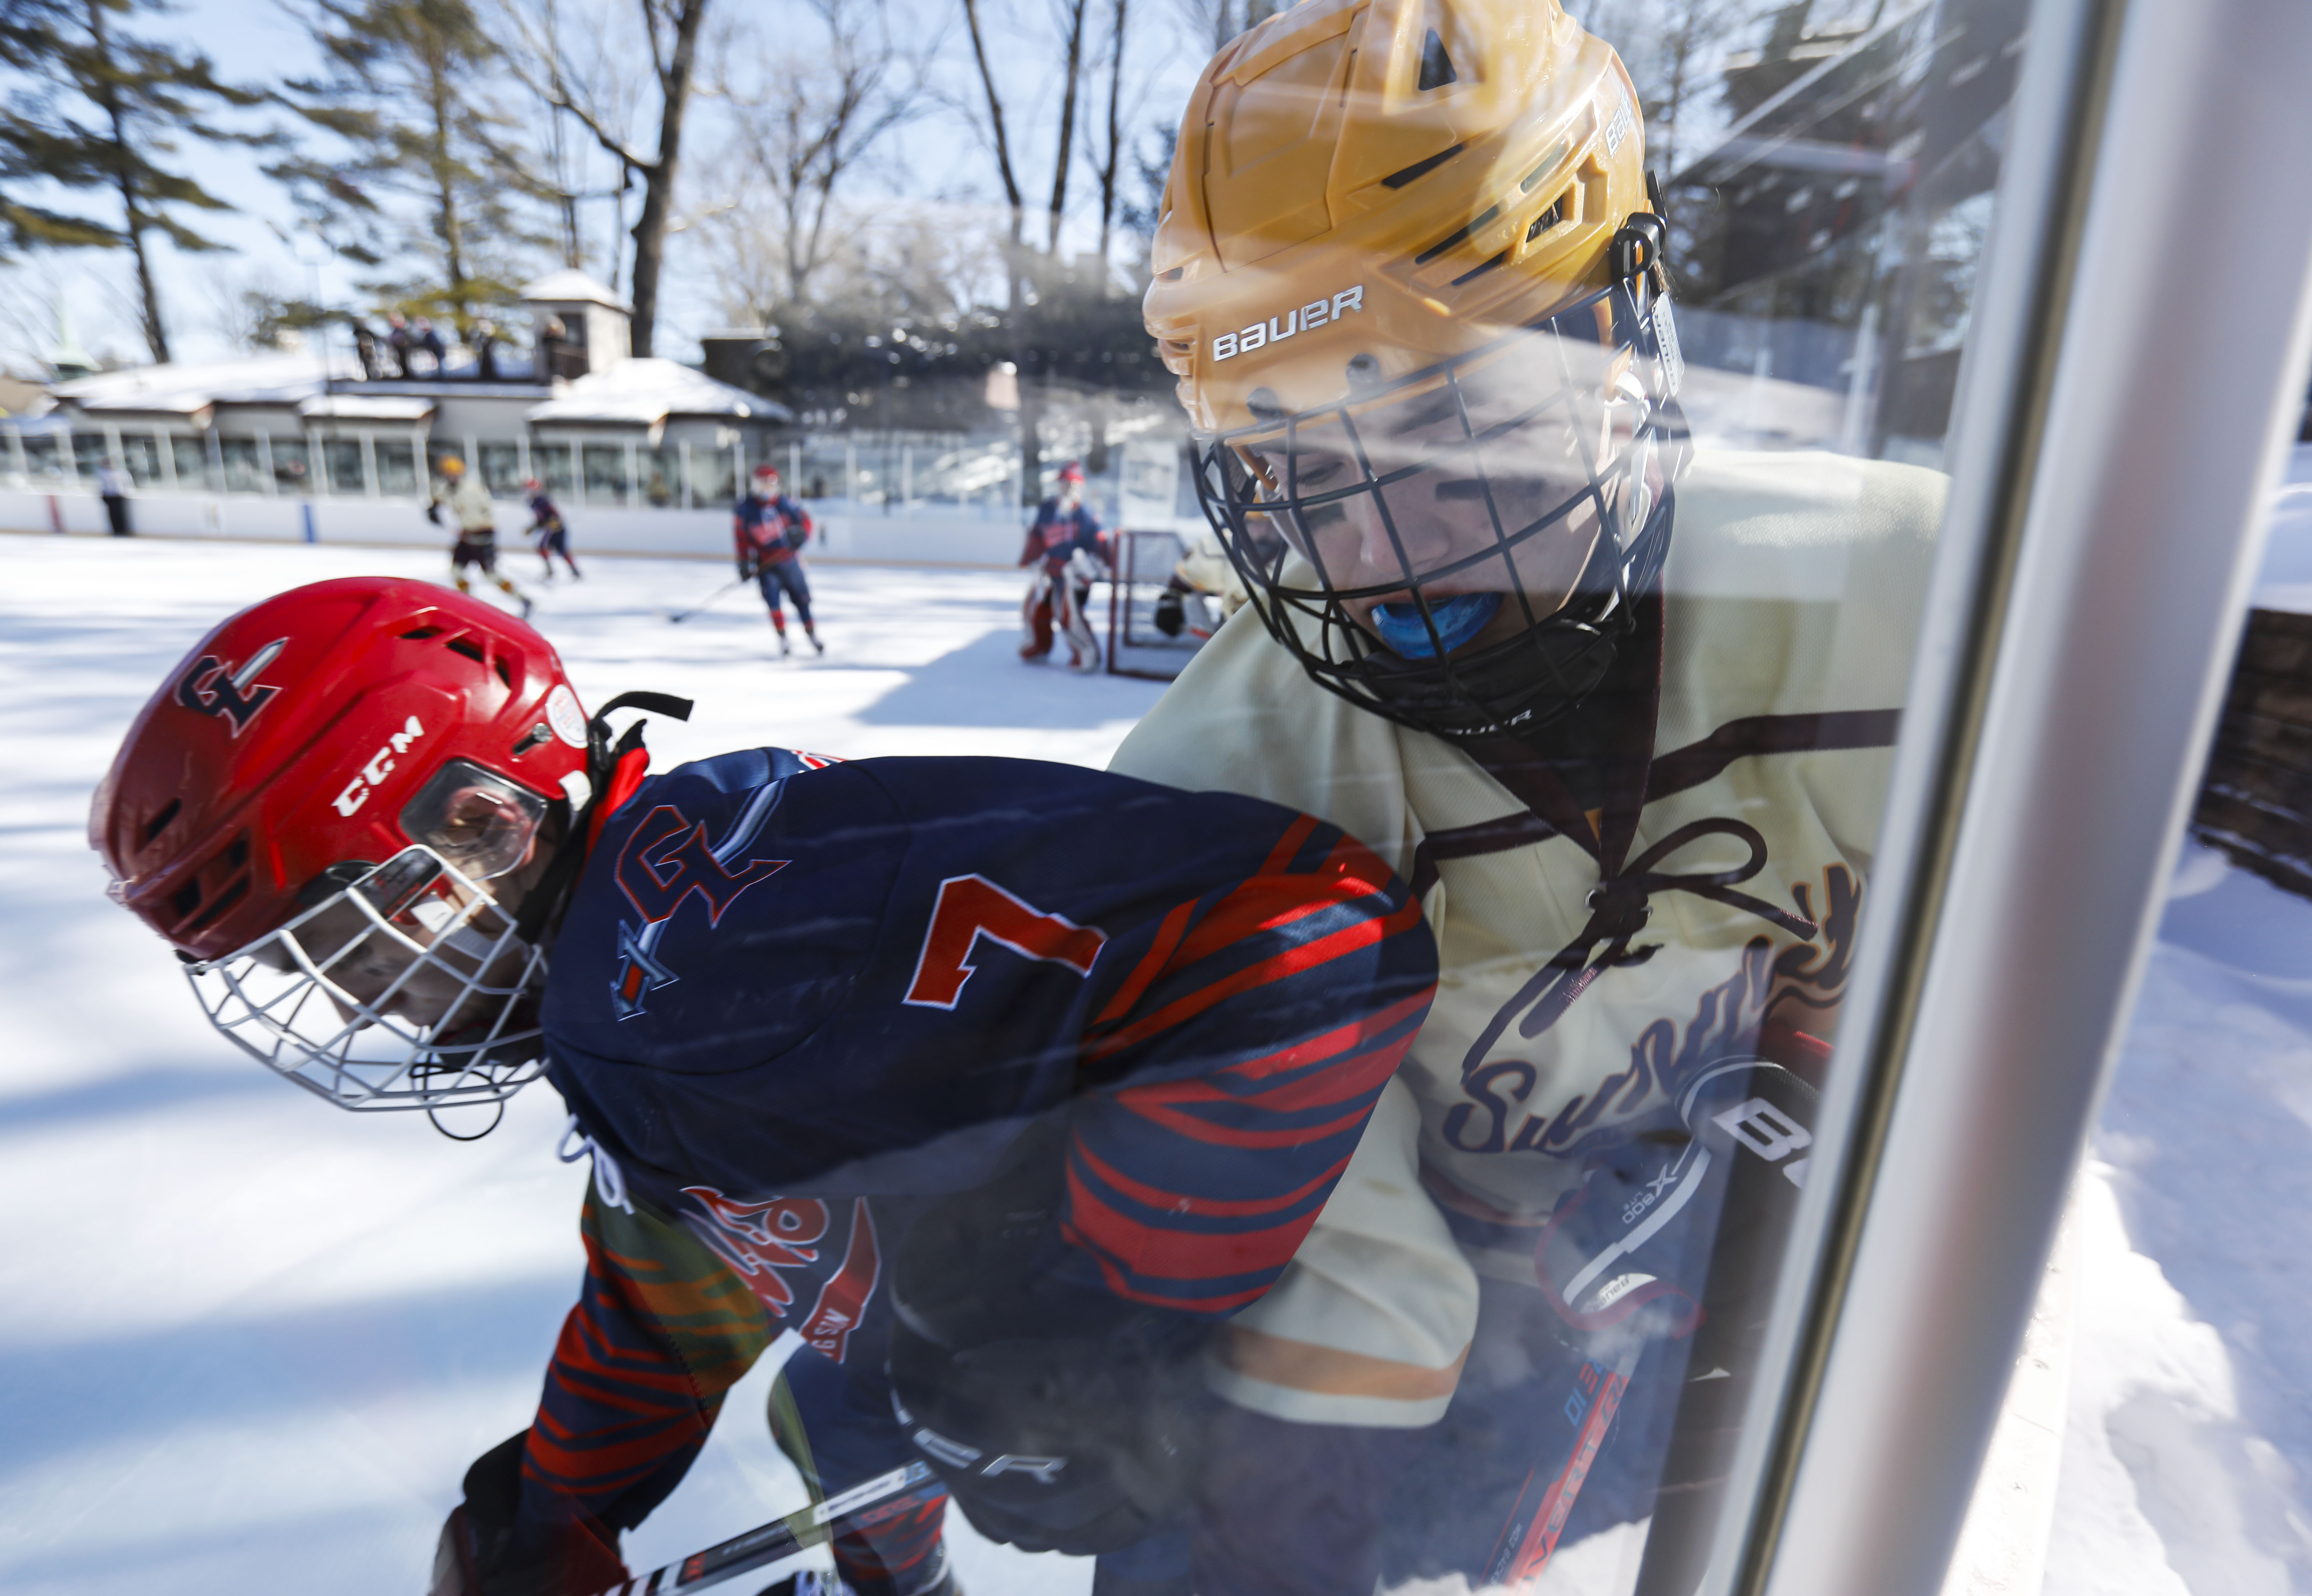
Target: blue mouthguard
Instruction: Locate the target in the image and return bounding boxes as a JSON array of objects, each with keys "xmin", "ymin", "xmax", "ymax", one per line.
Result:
[{"xmin": 1368, "ymin": 592, "xmax": 1503, "ymax": 658}]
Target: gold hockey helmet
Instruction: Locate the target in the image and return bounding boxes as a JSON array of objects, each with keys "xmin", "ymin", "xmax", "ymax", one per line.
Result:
[{"xmin": 1143, "ymin": 0, "xmax": 1687, "ymax": 743}]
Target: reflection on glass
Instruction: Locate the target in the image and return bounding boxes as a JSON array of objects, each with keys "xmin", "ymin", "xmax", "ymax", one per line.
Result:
[
  {"xmin": 582, "ymin": 442, "xmax": 628, "ymax": 505},
  {"xmin": 1101, "ymin": 1, "xmax": 2015, "ymax": 1590},
  {"xmin": 73, "ymin": 433, "xmax": 107, "ymax": 480}
]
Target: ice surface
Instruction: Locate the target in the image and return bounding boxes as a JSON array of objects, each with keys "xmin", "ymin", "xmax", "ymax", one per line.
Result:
[
  {"xmin": 0, "ymin": 537, "xmax": 1154, "ymax": 1596},
  {"xmin": 10, "ymin": 529, "xmax": 2312, "ymax": 1596}
]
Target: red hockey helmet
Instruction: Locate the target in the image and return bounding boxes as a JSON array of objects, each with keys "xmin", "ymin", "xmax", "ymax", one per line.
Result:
[
  {"xmin": 91, "ymin": 577, "xmax": 592, "ymax": 1113},
  {"xmin": 1056, "ymin": 461, "xmax": 1086, "ymax": 486},
  {"xmin": 753, "ymin": 463, "xmax": 781, "ymax": 483}
]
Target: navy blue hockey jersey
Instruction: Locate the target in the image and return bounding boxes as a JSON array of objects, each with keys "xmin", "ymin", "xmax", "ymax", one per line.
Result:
[{"xmin": 518, "ymin": 749, "xmax": 1437, "ymax": 1528}]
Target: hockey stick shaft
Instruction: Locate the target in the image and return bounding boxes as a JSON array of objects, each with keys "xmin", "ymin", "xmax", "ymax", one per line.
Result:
[
  {"xmin": 669, "ymin": 576, "xmax": 750, "ymax": 624},
  {"xmin": 1485, "ymin": 1340, "xmax": 1642, "ymax": 1585},
  {"xmin": 590, "ymin": 1460, "xmax": 938, "ymax": 1596}
]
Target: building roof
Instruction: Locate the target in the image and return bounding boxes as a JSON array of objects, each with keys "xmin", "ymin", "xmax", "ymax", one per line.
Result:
[
  {"xmin": 525, "ymin": 357, "xmax": 792, "ymax": 426},
  {"xmin": 298, "ymin": 393, "xmax": 436, "ymax": 421},
  {"xmin": 519, "ymin": 269, "xmax": 631, "ymax": 312},
  {"xmin": 53, "ymin": 353, "xmax": 346, "ymax": 415}
]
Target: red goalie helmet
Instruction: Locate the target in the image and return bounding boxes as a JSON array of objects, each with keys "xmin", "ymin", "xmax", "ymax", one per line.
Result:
[{"xmin": 91, "ymin": 578, "xmax": 593, "ymax": 1115}]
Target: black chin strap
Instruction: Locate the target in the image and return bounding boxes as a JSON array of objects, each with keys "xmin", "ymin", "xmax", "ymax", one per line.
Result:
[{"xmin": 512, "ymin": 691, "xmax": 693, "ymax": 946}]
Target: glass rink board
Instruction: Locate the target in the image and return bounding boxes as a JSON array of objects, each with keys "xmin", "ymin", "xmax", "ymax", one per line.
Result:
[{"xmin": 10, "ymin": 0, "xmax": 2312, "ymax": 1595}]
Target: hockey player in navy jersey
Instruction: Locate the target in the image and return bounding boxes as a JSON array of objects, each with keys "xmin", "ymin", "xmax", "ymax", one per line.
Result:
[
  {"xmin": 736, "ymin": 464, "xmax": 822, "ymax": 655},
  {"xmin": 91, "ymin": 577, "xmax": 1438, "ymax": 1596}
]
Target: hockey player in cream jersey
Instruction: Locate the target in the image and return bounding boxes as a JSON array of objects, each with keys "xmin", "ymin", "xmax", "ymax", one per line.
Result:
[{"xmin": 1112, "ymin": 0, "xmax": 1948, "ymax": 1590}]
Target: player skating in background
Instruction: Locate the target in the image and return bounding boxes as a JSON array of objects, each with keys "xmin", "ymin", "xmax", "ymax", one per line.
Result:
[
  {"xmin": 522, "ymin": 479, "xmax": 581, "ymax": 582},
  {"xmin": 430, "ymin": 456, "xmax": 532, "ymax": 619},
  {"xmin": 735, "ymin": 464, "xmax": 822, "ymax": 655},
  {"xmin": 1018, "ymin": 461, "xmax": 1106, "ymax": 673},
  {"xmin": 1103, "ymin": 1, "xmax": 1950, "ymax": 1590},
  {"xmin": 92, "ymin": 577, "xmax": 1436, "ymax": 1596}
]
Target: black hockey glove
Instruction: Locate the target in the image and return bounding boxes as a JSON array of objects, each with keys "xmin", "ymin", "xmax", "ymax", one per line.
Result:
[
  {"xmin": 737, "ymin": 559, "xmax": 758, "ymax": 580},
  {"xmin": 887, "ymin": 1120, "xmax": 1210, "ymax": 1559},
  {"xmin": 425, "ymin": 502, "xmax": 442, "ymax": 526},
  {"xmin": 1152, "ymin": 589, "xmax": 1187, "ymax": 639},
  {"xmin": 427, "ymin": 1433, "xmax": 630, "ymax": 1596}
]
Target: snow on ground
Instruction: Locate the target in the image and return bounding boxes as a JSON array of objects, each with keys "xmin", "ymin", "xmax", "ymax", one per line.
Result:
[
  {"xmin": 2046, "ymin": 844, "xmax": 2312, "ymax": 1595},
  {"xmin": 0, "ymin": 534, "xmax": 1157, "ymax": 1596}
]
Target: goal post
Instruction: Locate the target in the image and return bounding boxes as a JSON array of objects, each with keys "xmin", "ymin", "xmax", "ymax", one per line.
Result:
[{"xmin": 1106, "ymin": 528, "xmax": 1212, "ymax": 681}]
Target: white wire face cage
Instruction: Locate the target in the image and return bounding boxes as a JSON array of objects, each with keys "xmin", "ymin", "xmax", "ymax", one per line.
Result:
[
  {"xmin": 1193, "ymin": 271, "xmax": 1690, "ymax": 744},
  {"xmin": 184, "ymin": 846, "xmax": 550, "ymax": 1114}
]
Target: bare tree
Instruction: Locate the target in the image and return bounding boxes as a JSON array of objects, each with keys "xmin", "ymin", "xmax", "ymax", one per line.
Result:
[
  {"xmin": 1088, "ymin": 0, "xmax": 1127, "ymax": 282},
  {"xmin": 1043, "ymin": 0, "xmax": 1090, "ymax": 256},
  {"xmin": 1173, "ymin": 0, "xmax": 1276, "ymax": 54},
  {"xmin": 498, "ymin": 0, "xmax": 712, "ymax": 357},
  {"xmin": 707, "ymin": 0, "xmax": 924, "ymax": 315}
]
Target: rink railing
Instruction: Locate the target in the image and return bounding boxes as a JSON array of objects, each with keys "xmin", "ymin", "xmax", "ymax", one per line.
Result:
[{"xmin": 0, "ymin": 485, "xmax": 1042, "ymax": 568}]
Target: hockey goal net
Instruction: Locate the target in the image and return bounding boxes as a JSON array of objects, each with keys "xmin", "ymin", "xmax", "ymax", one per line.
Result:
[{"xmin": 1105, "ymin": 529, "xmax": 1222, "ymax": 681}]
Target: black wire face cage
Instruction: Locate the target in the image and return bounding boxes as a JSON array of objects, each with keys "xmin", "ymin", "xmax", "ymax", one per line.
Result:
[{"xmin": 1193, "ymin": 265, "xmax": 1692, "ymax": 744}]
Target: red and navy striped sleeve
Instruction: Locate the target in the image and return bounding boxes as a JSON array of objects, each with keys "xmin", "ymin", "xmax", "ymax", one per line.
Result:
[
  {"xmin": 517, "ymin": 1187, "xmax": 774, "ymax": 1532},
  {"xmin": 1060, "ymin": 813, "xmax": 1437, "ymax": 1314}
]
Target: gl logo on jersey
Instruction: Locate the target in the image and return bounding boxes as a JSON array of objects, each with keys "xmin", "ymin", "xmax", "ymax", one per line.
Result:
[
  {"xmin": 609, "ymin": 801, "xmax": 789, "ymax": 1018},
  {"xmin": 1211, "ymin": 285, "xmax": 1364, "ymax": 364},
  {"xmin": 176, "ymin": 637, "xmax": 286, "ymax": 736}
]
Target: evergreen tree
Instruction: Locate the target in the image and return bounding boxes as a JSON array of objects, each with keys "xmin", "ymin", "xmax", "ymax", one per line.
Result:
[
  {"xmin": 271, "ymin": 0, "xmax": 553, "ymax": 322},
  {"xmin": 0, "ymin": 0, "xmax": 264, "ymax": 361}
]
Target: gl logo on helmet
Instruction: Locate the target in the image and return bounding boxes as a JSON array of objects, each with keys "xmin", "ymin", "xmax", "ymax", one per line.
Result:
[
  {"xmin": 175, "ymin": 637, "xmax": 287, "ymax": 737},
  {"xmin": 1211, "ymin": 286, "xmax": 1364, "ymax": 364}
]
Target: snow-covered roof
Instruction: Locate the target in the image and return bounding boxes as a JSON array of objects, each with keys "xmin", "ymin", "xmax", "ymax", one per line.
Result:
[
  {"xmin": 525, "ymin": 357, "xmax": 791, "ymax": 426},
  {"xmin": 51, "ymin": 352, "xmax": 356, "ymax": 415},
  {"xmin": 298, "ymin": 393, "xmax": 435, "ymax": 421},
  {"xmin": 520, "ymin": 270, "xmax": 630, "ymax": 312}
]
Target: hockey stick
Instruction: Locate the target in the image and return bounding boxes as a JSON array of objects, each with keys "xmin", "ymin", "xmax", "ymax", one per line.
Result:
[
  {"xmin": 587, "ymin": 1460, "xmax": 938, "ymax": 1596},
  {"xmin": 668, "ymin": 576, "xmax": 751, "ymax": 625},
  {"xmin": 1482, "ymin": 1339, "xmax": 1643, "ymax": 1586}
]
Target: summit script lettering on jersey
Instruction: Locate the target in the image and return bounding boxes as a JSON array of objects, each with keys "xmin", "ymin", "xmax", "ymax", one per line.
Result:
[{"xmin": 1212, "ymin": 286, "xmax": 1365, "ymax": 363}]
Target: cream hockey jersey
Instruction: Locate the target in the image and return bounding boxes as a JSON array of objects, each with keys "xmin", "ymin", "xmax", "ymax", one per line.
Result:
[{"xmin": 1108, "ymin": 448, "xmax": 1948, "ymax": 1429}]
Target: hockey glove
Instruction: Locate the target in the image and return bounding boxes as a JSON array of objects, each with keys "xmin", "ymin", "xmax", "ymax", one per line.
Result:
[
  {"xmin": 428, "ymin": 1433, "xmax": 629, "ymax": 1596},
  {"xmin": 887, "ymin": 1121, "xmax": 1209, "ymax": 1558},
  {"xmin": 1534, "ymin": 1056, "xmax": 1819, "ymax": 1359}
]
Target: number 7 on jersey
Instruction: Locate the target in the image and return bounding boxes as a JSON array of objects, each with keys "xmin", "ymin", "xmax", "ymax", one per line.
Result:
[{"xmin": 902, "ymin": 874, "xmax": 1109, "ymax": 1009}]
